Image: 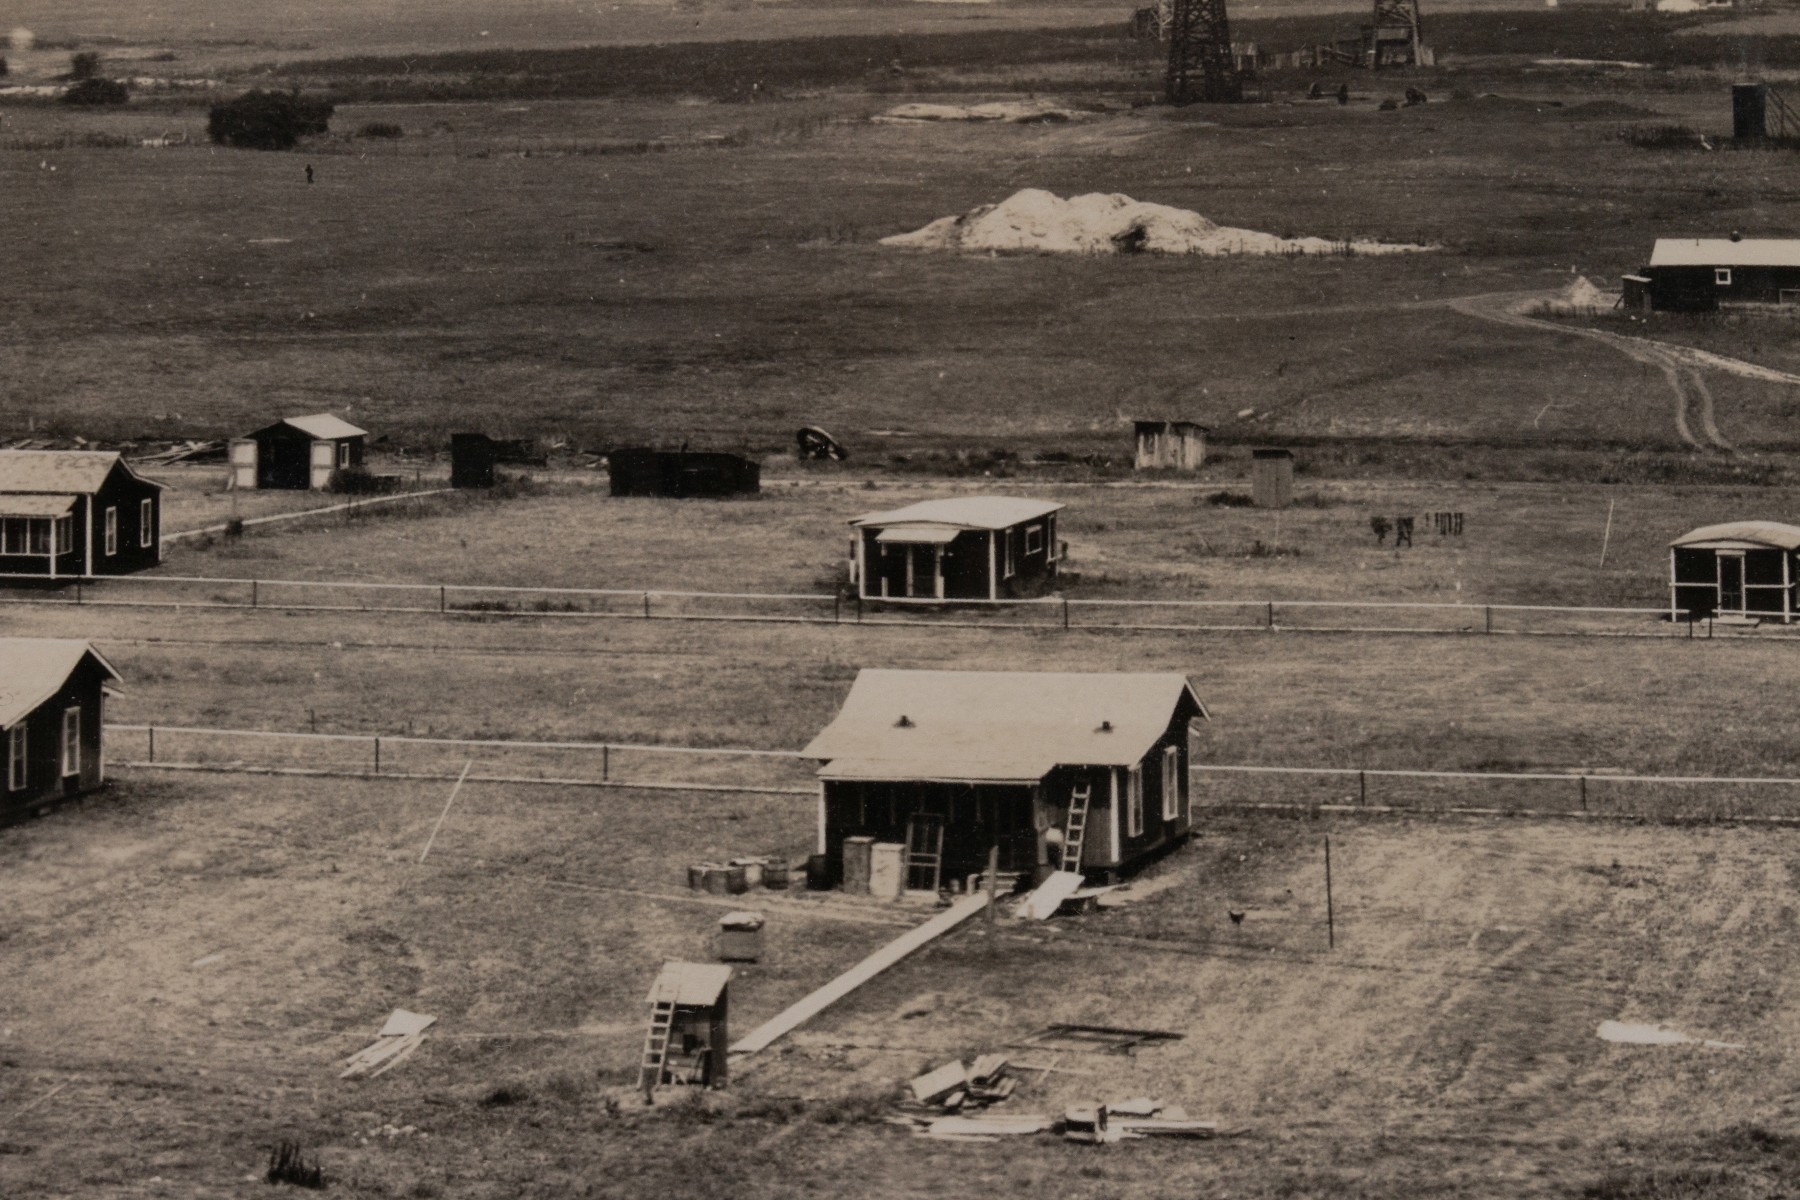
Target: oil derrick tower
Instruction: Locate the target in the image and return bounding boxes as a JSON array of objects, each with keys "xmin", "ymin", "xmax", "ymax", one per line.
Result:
[
  {"xmin": 1367, "ymin": 0, "xmax": 1424, "ymax": 68},
  {"xmin": 1164, "ymin": 0, "xmax": 1240, "ymax": 104}
]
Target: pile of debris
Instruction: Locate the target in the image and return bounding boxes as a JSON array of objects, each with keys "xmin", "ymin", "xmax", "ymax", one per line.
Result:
[
  {"xmin": 881, "ymin": 188, "xmax": 1437, "ymax": 257},
  {"xmin": 873, "ymin": 99, "xmax": 1094, "ymax": 125},
  {"xmin": 903, "ymin": 1053, "xmax": 1019, "ymax": 1117},
  {"xmin": 1063, "ymin": 1098, "xmax": 1218, "ymax": 1143}
]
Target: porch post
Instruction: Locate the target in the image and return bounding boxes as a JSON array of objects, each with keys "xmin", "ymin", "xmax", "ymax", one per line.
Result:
[
  {"xmin": 1668, "ymin": 550, "xmax": 1677, "ymax": 623},
  {"xmin": 988, "ymin": 532, "xmax": 997, "ymax": 600},
  {"xmin": 1109, "ymin": 768, "xmax": 1121, "ymax": 864},
  {"xmin": 83, "ymin": 496, "xmax": 93, "ymax": 578},
  {"xmin": 934, "ymin": 547, "xmax": 944, "ymax": 600},
  {"xmin": 817, "ymin": 782, "xmax": 828, "ymax": 855}
]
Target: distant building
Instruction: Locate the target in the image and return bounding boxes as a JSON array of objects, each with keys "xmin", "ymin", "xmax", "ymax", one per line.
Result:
[
  {"xmin": 1133, "ymin": 420, "xmax": 1207, "ymax": 471},
  {"xmin": 0, "ymin": 638, "xmax": 121, "ymax": 819},
  {"xmin": 0, "ymin": 450, "xmax": 164, "ymax": 578},
  {"xmin": 1252, "ymin": 448, "xmax": 1295, "ymax": 509},
  {"xmin": 849, "ymin": 496, "xmax": 1063, "ymax": 601},
  {"xmin": 803, "ymin": 669, "xmax": 1209, "ymax": 885},
  {"xmin": 230, "ymin": 413, "xmax": 367, "ymax": 490},
  {"xmin": 1669, "ymin": 521, "xmax": 1800, "ymax": 623},
  {"xmin": 1633, "ymin": 239, "xmax": 1800, "ymax": 312},
  {"xmin": 607, "ymin": 449, "xmax": 760, "ymax": 498}
]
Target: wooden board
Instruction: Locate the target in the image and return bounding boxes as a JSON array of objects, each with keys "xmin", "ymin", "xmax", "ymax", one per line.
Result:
[
  {"xmin": 1018, "ymin": 871, "xmax": 1085, "ymax": 921},
  {"xmin": 730, "ymin": 891, "xmax": 990, "ymax": 1057}
]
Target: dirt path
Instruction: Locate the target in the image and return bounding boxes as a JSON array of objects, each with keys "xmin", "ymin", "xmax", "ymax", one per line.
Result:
[{"xmin": 1444, "ymin": 291, "xmax": 1800, "ymax": 453}]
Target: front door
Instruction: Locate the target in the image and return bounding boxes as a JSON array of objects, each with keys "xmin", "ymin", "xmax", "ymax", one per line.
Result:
[
  {"xmin": 1719, "ymin": 553, "xmax": 1746, "ymax": 615},
  {"xmin": 309, "ymin": 440, "xmax": 337, "ymax": 490},
  {"xmin": 228, "ymin": 439, "xmax": 258, "ymax": 490}
]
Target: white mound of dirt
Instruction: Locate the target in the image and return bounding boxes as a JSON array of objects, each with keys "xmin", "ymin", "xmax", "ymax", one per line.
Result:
[
  {"xmin": 874, "ymin": 100, "xmax": 1089, "ymax": 124},
  {"xmin": 881, "ymin": 189, "xmax": 1435, "ymax": 256},
  {"xmin": 1538, "ymin": 274, "xmax": 1618, "ymax": 313}
]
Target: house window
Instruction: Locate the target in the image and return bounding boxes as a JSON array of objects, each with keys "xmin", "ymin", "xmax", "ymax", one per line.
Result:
[
  {"xmin": 1025, "ymin": 524, "xmax": 1044, "ymax": 555},
  {"xmin": 7, "ymin": 723, "xmax": 24, "ymax": 791},
  {"xmin": 104, "ymin": 506, "xmax": 118, "ymax": 556},
  {"xmin": 1126, "ymin": 764, "xmax": 1144, "ymax": 837},
  {"xmin": 61, "ymin": 707, "xmax": 80, "ymax": 777},
  {"xmin": 1715, "ymin": 268, "xmax": 1732, "ymax": 286},
  {"xmin": 1, "ymin": 517, "xmax": 25, "ymax": 555},
  {"xmin": 140, "ymin": 499, "xmax": 154, "ymax": 548},
  {"xmin": 1162, "ymin": 744, "xmax": 1181, "ymax": 821},
  {"xmin": 54, "ymin": 515, "xmax": 73, "ymax": 555},
  {"xmin": 338, "ymin": 442, "xmax": 351, "ymax": 469}
]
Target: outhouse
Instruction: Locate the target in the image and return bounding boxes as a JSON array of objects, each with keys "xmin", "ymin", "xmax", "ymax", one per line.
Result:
[
  {"xmin": 1669, "ymin": 521, "xmax": 1800, "ymax": 623},
  {"xmin": 850, "ymin": 497, "xmax": 1064, "ymax": 601},
  {"xmin": 608, "ymin": 448, "xmax": 760, "ymax": 498},
  {"xmin": 640, "ymin": 962, "xmax": 731, "ymax": 1100},
  {"xmin": 1252, "ymin": 448, "xmax": 1294, "ymax": 509},
  {"xmin": 230, "ymin": 414, "xmax": 367, "ymax": 491}
]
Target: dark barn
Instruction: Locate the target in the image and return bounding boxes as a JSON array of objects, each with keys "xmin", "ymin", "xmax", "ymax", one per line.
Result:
[
  {"xmin": 1669, "ymin": 521, "xmax": 1800, "ymax": 623},
  {"xmin": 607, "ymin": 449, "xmax": 760, "ymax": 498},
  {"xmin": 1640, "ymin": 239, "xmax": 1800, "ymax": 312},
  {"xmin": 850, "ymin": 497, "xmax": 1064, "ymax": 602},
  {"xmin": 0, "ymin": 451, "xmax": 165, "ymax": 579},
  {"xmin": 803, "ymin": 669, "xmax": 1209, "ymax": 888},
  {"xmin": 1, "ymin": 638, "xmax": 122, "ymax": 820},
  {"xmin": 230, "ymin": 413, "xmax": 367, "ymax": 490}
]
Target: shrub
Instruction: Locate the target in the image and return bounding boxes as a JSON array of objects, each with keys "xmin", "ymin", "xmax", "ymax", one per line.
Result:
[
  {"xmin": 62, "ymin": 78, "xmax": 127, "ymax": 106},
  {"xmin": 208, "ymin": 90, "xmax": 335, "ymax": 150},
  {"xmin": 68, "ymin": 51, "xmax": 100, "ymax": 80},
  {"xmin": 356, "ymin": 120, "xmax": 404, "ymax": 138},
  {"xmin": 266, "ymin": 1142, "xmax": 325, "ymax": 1190}
]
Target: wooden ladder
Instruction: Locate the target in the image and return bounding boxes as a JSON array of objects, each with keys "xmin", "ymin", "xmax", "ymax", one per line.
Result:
[
  {"xmin": 905, "ymin": 817, "xmax": 945, "ymax": 893},
  {"xmin": 1061, "ymin": 783, "xmax": 1092, "ymax": 875},
  {"xmin": 638, "ymin": 985, "xmax": 678, "ymax": 1101}
]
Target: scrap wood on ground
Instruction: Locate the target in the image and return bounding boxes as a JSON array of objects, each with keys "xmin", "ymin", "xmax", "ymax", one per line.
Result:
[{"xmin": 341, "ymin": 1009, "xmax": 436, "ymax": 1080}]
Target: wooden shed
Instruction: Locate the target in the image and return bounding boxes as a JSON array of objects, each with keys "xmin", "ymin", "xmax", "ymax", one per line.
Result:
[
  {"xmin": 1640, "ymin": 239, "xmax": 1800, "ymax": 312},
  {"xmin": 0, "ymin": 451, "xmax": 164, "ymax": 579},
  {"xmin": 850, "ymin": 497, "xmax": 1064, "ymax": 602},
  {"xmin": 803, "ymin": 669, "xmax": 1209, "ymax": 888},
  {"xmin": 0, "ymin": 638, "xmax": 121, "ymax": 820},
  {"xmin": 639, "ymin": 962, "xmax": 731, "ymax": 1100},
  {"xmin": 1669, "ymin": 521, "xmax": 1800, "ymax": 623},
  {"xmin": 608, "ymin": 449, "xmax": 760, "ymax": 498},
  {"xmin": 230, "ymin": 413, "xmax": 367, "ymax": 491},
  {"xmin": 1133, "ymin": 421, "xmax": 1207, "ymax": 471},
  {"xmin": 1252, "ymin": 448, "xmax": 1294, "ymax": 509}
]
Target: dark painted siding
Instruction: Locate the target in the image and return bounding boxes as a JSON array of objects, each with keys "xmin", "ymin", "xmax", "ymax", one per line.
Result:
[
  {"xmin": 1651, "ymin": 263, "xmax": 1800, "ymax": 311},
  {"xmin": 1, "ymin": 658, "xmax": 108, "ymax": 819},
  {"xmin": 91, "ymin": 462, "xmax": 162, "ymax": 576},
  {"xmin": 822, "ymin": 779, "xmax": 1037, "ymax": 879}
]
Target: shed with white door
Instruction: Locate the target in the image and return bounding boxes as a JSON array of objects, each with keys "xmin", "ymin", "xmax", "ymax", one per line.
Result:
[
  {"xmin": 230, "ymin": 413, "xmax": 367, "ymax": 490},
  {"xmin": 1669, "ymin": 521, "xmax": 1800, "ymax": 623}
]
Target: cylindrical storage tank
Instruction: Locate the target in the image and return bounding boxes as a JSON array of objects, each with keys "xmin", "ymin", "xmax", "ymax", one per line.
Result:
[
  {"xmin": 730, "ymin": 857, "xmax": 765, "ymax": 889},
  {"xmin": 702, "ymin": 865, "xmax": 735, "ymax": 895},
  {"xmin": 762, "ymin": 857, "xmax": 791, "ymax": 890},
  {"xmin": 725, "ymin": 864, "xmax": 749, "ymax": 894},
  {"xmin": 805, "ymin": 852, "xmax": 835, "ymax": 891}
]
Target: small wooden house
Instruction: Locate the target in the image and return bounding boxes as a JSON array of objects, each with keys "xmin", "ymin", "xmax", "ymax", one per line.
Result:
[
  {"xmin": 1669, "ymin": 521, "xmax": 1800, "ymax": 623},
  {"xmin": 0, "ymin": 451, "xmax": 164, "ymax": 578},
  {"xmin": 1133, "ymin": 420, "xmax": 1207, "ymax": 471},
  {"xmin": 802, "ymin": 669, "xmax": 1209, "ymax": 886},
  {"xmin": 850, "ymin": 497, "xmax": 1064, "ymax": 602},
  {"xmin": 0, "ymin": 638, "xmax": 121, "ymax": 820},
  {"xmin": 1640, "ymin": 239, "xmax": 1800, "ymax": 312},
  {"xmin": 608, "ymin": 448, "xmax": 760, "ymax": 498},
  {"xmin": 230, "ymin": 414, "xmax": 367, "ymax": 491},
  {"xmin": 640, "ymin": 962, "xmax": 732, "ymax": 1100}
]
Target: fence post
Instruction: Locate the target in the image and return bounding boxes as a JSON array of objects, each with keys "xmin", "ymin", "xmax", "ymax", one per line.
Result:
[
  {"xmin": 374, "ymin": 736, "xmax": 381, "ymax": 775},
  {"xmin": 1359, "ymin": 770, "xmax": 1366, "ymax": 806},
  {"xmin": 1267, "ymin": 600, "xmax": 1275, "ymax": 630},
  {"xmin": 834, "ymin": 593, "xmax": 841, "ymax": 624},
  {"xmin": 602, "ymin": 744, "xmax": 610, "ymax": 781},
  {"xmin": 643, "ymin": 592, "xmax": 651, "ymax": 620},
  {"xmin": 251, "ymin": 580, "xmax": 259, "ymax": 609},
  {"xmin": 1485, "ymin": 606, "xmax": 1492, "ymax": 635},
  {"xmin": 148, "ymin": 725, "xmax": 156, "ymax": 763},
  {"xmin": 1063, "ymin": 597, "xmax": 1070, "ymax": 630},
  {"xmin": 857, "ymin": 594, "xmax": 863, "ymax": 623},
  {"xmin": 440, "ymin": 586, "xmax": 447, "ymax": 614}
]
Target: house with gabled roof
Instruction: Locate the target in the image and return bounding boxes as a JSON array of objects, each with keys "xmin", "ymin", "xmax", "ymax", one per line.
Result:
[
  {"xmin": 230, "ymin": 413, "xmax": 367, "ymax": 490},
  {"xmin": 0, "ymin": 638, "xmax": 122, "ymax": 818},
  {"xmin": 803, "ymin": 669, "xmax": 1208, "ymax": 888},
  {"xmin": 849, "ymin": 496, "xmax": 1064, "ymax": 602},
  {"xmin": 0, "ymin": 450, "xmax": 164, "ymax": 578}
]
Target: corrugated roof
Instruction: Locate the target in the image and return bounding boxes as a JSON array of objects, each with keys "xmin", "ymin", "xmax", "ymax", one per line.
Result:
[
  {"xmin": 269, "ymin": 413, "xmax": 367, "ymax": 440},
  {"xmin": 648, "ymin": 961, "xmax": 732, "ymax": 1007},
  {"xmin": 0, "ymin": 638, "xmax": 121, "ymax": 730},
  {"xmin": 1670, "ymin": 521, "xmax": 1800, "ymax": 551},
  {"xmin": 0, "ymin": 450, "xmax": 153, "ymax": 496},
  {"xmin": 802, "ymin": 669, "xmax": 1207, "ymax": 781},
  {"xmin": 0, "ymin": 495, "xmax": 76, "ymax": 518},
  {"xmin": 851, "ymin": 496, "xmax": 1063, "ymax": 532},
  {"xmin": 1649, "ymin": 239, "xmax": 1800, "ymax": 269}
]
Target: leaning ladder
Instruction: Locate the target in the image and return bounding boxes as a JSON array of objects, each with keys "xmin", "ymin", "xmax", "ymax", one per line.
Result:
[
  {"xmin": 638, "ymin": 984, "xmax": 679, "ymax": 1101},
  {"xmin": 905, "ymin": 817, "xmax": 945, "ymax": 893},
  {"xmin": 1061, "ymin": 783, "xmax": 1092, "ymax": 875}
]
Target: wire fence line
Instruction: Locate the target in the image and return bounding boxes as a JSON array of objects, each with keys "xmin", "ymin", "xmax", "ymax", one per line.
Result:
[
  {"xmin": 0, "ymin": 572, "xmax": 1756, "ymax": 640},
  {"xmin": 104, "ymin": 723, "xmax": 1800, "ymax": 823}
]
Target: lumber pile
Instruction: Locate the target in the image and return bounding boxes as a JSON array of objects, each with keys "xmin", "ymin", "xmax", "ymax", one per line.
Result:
[
  {"xmin": 1062, "ymin": 1099, "xmax": 1218, "ymax": 1143},
  {"xmin": 341, "ymin": 1009, "xmax": 436, "ymax": 1080}
]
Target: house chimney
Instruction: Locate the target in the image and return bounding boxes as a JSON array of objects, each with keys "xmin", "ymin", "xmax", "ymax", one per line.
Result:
[
  {"xmin": 1730, "ymin": 230, "xmax": 1743, "ymax": 242},
  {"xmin": 1097, "ymin": 720, "xmax": 1114, "ymax": 732},
  {"xmin": 895, "ymin": 715, "xmax": 914, "ymax": 728}
]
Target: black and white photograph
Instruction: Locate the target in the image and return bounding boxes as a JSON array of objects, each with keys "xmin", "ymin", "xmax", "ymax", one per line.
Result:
[{"xmin": 6, "ymin": 0, "xmax": 1800, "ymax": 1194}]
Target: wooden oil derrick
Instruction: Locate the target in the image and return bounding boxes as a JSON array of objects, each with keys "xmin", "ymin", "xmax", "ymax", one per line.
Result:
[
  {"xmin": 1368, "ymin": 0, "xmax": 1424, "ymax": 68},
  {"xmin": 1164, "ymin": 0, "xmax": 1240, "ymax": 104}
]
